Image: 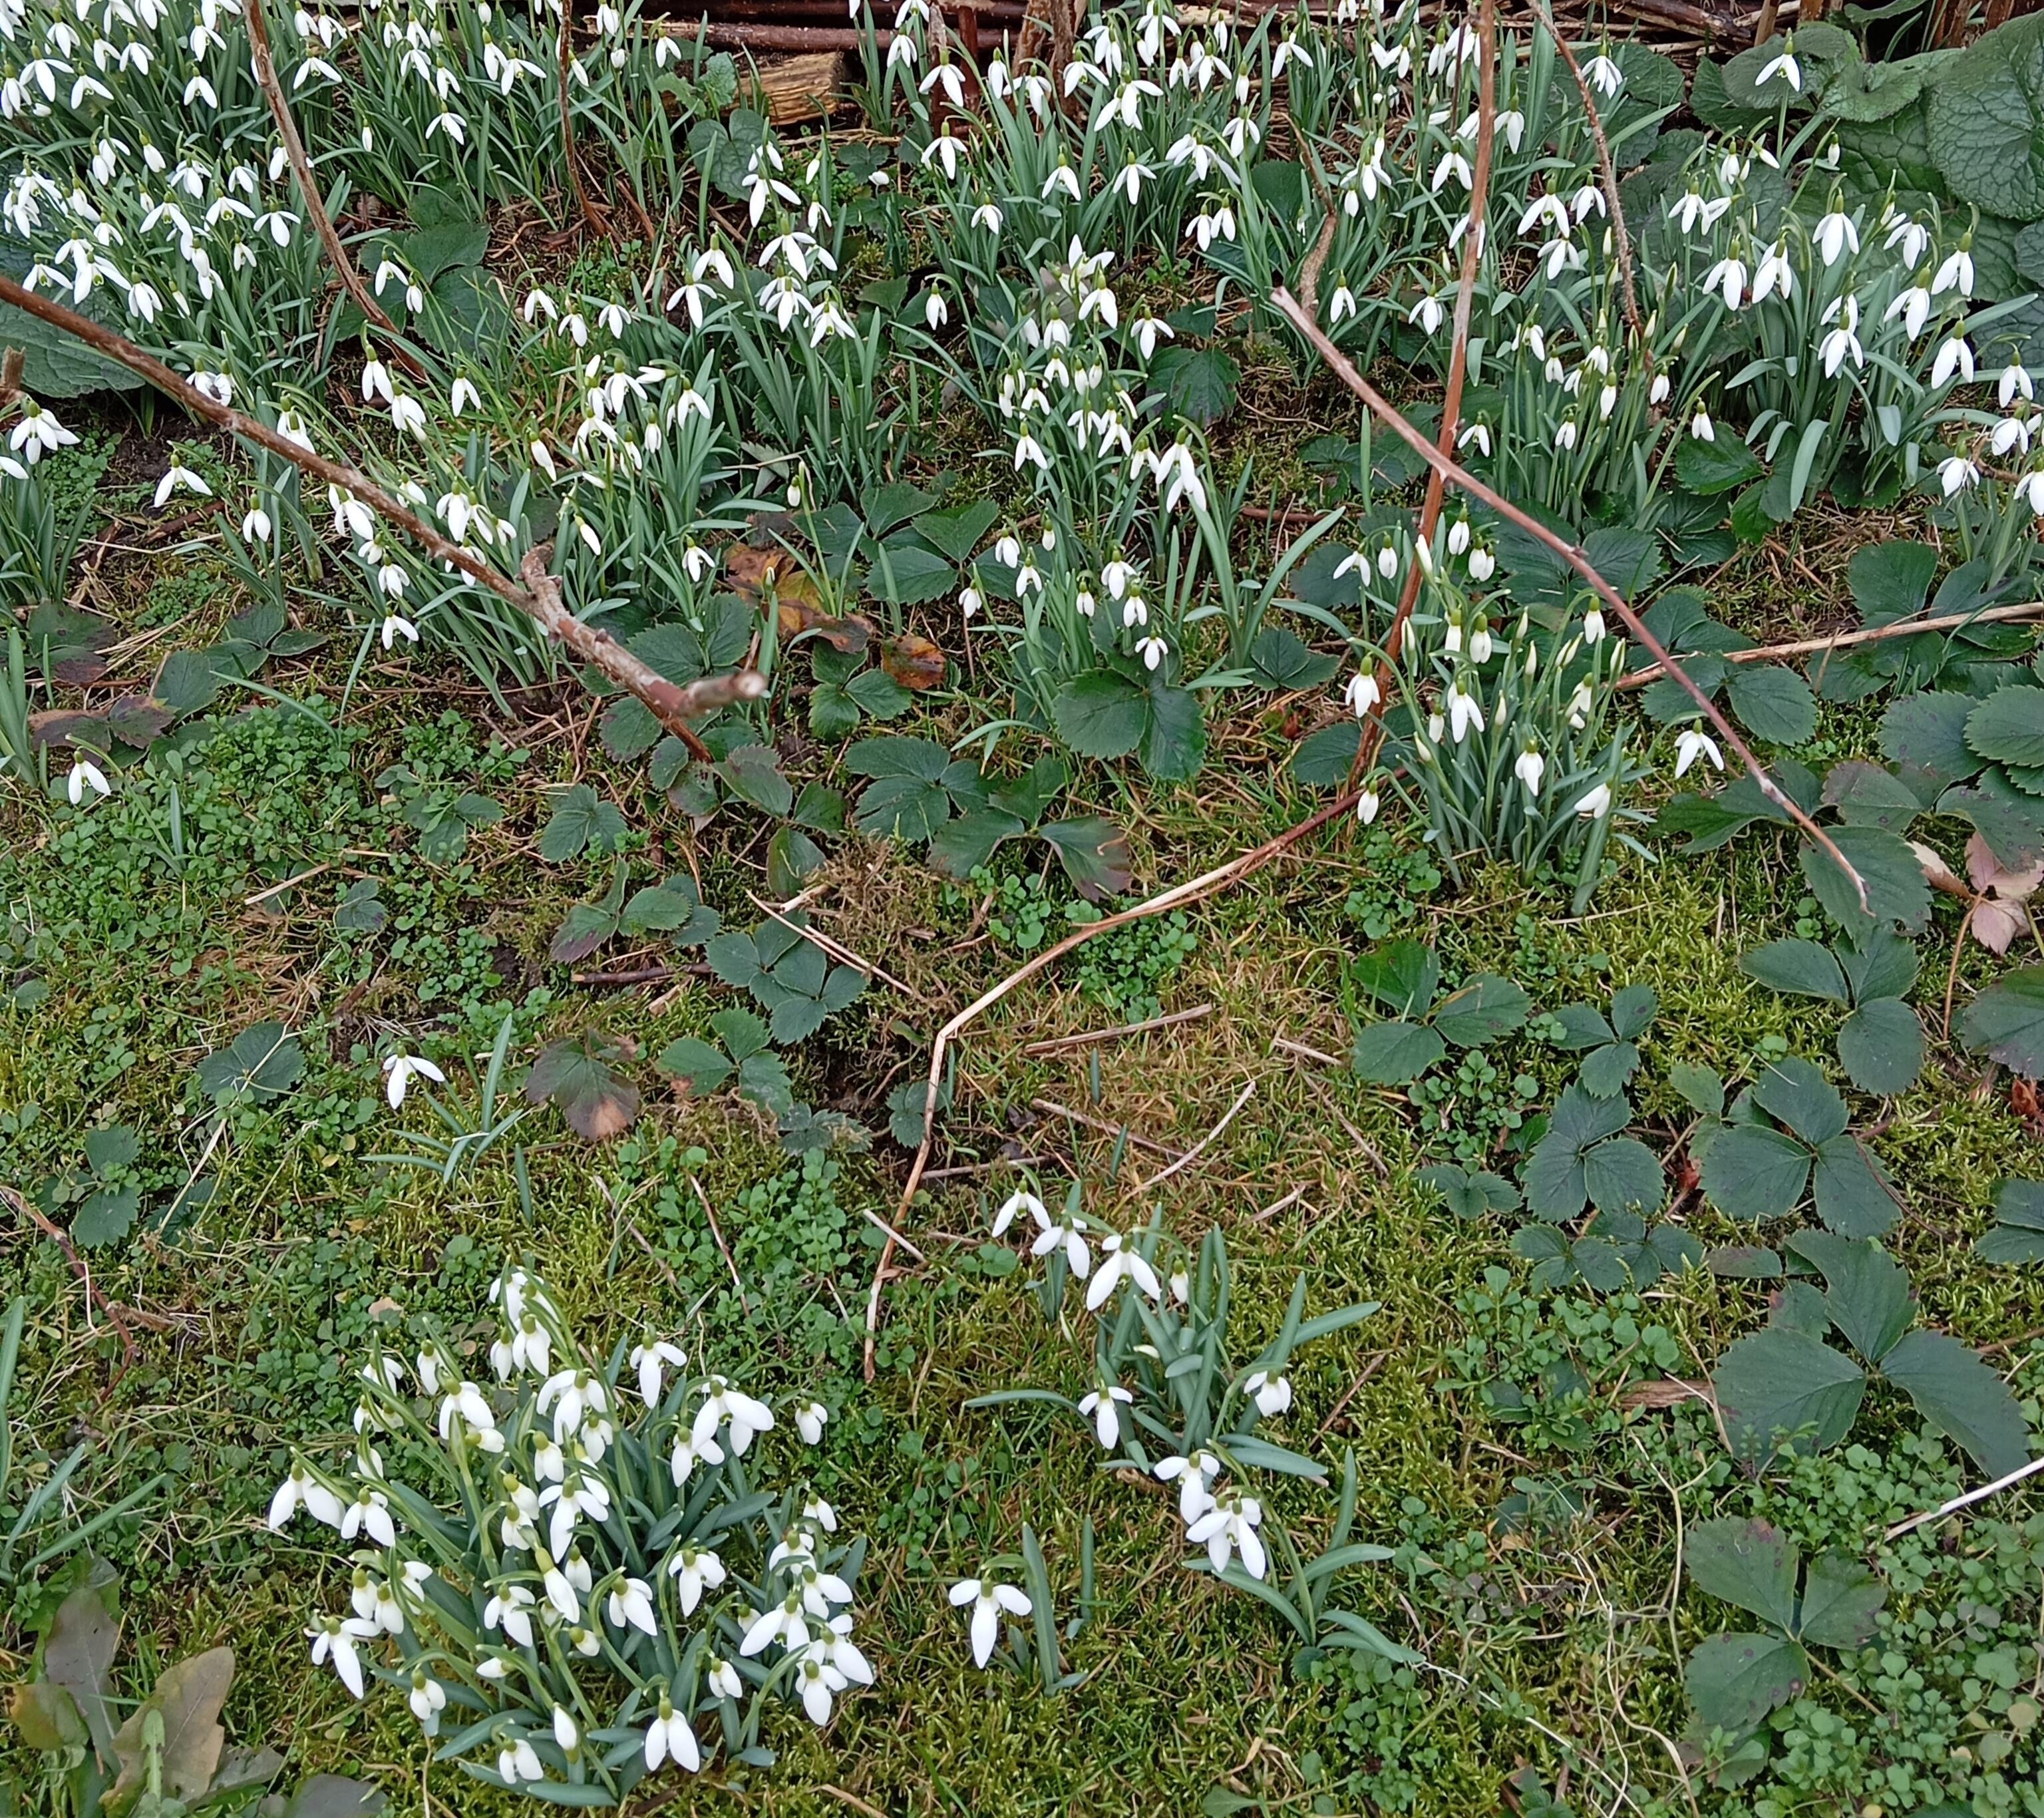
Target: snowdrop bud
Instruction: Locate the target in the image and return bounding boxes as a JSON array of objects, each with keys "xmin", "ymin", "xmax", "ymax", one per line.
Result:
[{"xmin": 1357, "ymin": 787, "xmax": 1380, "ymax": 824}]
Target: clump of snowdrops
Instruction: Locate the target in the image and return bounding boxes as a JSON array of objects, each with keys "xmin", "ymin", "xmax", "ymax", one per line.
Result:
[
  {"xmin": 962, "ymin": 1181, "xmax": 1415, "ymax": 1666},
  {"xmin": 268, "ymin": 1267, "xmax": 870, "ymax": 1802},
  {"xmin": 1337, "ymin": 517, "xmax": 1652, "ymax": 912}
]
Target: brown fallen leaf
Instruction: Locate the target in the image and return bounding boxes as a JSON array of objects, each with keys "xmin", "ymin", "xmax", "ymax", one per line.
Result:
[
  {"xmin": 1619, "ymin": 1377, "xmax": 1715, "ymax": 1411},
  {"xmin": 880, "ymin": 631, "xmax": 946, "ymax": 690},
  {"xmin": 1909, "ymin": 838, "xmax": 1967, "ymax": 898},
  {"xmin": 1965, "ymin": 832, "xmax": 2042, "ymax": 955}
]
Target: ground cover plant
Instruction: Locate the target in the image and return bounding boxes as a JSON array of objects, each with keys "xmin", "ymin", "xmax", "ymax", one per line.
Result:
[{"xmin": 1, "ymin": 0, "xmax": 2043, "ymax": 1811}]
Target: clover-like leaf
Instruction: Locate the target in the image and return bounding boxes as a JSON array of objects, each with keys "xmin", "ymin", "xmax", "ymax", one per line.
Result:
[{"xmin": 525, "ymin": 1032, "xmax": 639, "ymax": 1141}]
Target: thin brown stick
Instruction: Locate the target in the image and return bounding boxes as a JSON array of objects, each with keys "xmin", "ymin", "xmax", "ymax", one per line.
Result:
[
  {"xmin": 558, "ymin": 0, "xmax": 611, "ymax": 236},
  {"xmin": 1312, "ymin": 1352, "xmax": 1385, "ymax": 1441},
  {"xmin": 1528, "ymin": 0, "xmax": 1646, "ymax": 354},
  {"xmin": 689, "ymin": 1175, "xmax": 749, "ymax": 1314},
  {"xmin": 745, "ymin": 893, "xmax": 916, "ymax": 996},
  {"xmin": 1614, "ymin": 600, "xmax": 2044, "ymax": 687},
  {"xmin": 1133, "ymin": 1079, "xmax": 1256, "ymax": 1191},
  {"xmin": 862, "ymin": 783, "xmax": 1366, "ymax": 1379},
  {"xmin": 1270, "ymin": 284, "xmax": 1869, "ymax": 913},
  {"xmin": 1029, "ymin": 1099, "xmax": 1182, "ymax": 1159},
  {"xmin": 1019, "ymin": 1002, "xmax": 1216, "ymax": 1055},
  {"xmin": 244, "ymin": 0, "xmax": 410, "ymax": 355},
  {"xmin": 1353, "ymin": 0, "xmax": 1496, "ymax": 782},
  {"xmin": 3, "ymin": 1183, "xmax": 140, "ymax": 1388},
  {"xmin": 0, "ymin": 271, "xmax": 763, "ymax": 749}
]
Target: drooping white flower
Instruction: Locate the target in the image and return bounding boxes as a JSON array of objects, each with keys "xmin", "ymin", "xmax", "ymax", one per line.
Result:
[
  {"xmin": 1573, "ymin": 782, "xmax": 1614, "ymax": 820},
  {"xmin": 1085, "ymin": 1232, "xmax": 1162, "ymax": 1311},
  {"xmin": 65, "ymin": 760, "xmax": 110, "ymax": 807},
  {"xmin": 643, "ymin": 1694, "xmax": 701, "ymax": 1772},
  {"xmin": 1186, "ymin": 1491, "xmax": 1267, "ymax": 1578},
  {"xmin": 382, "ymin": 1053, "xmax": 444, "ymax": 1109},
  {"xmin": 1244, "ymin": 1369, "xmax": 1292, "ymax": 1417},
  {"xmin": 1674, "ymin": 728, "xmax": 1724, "ymax": 777},
  {"xmin": 629, "ymin": 1336, "xmax": 686, "ymax": 1407},
  {"xmin": 1514, "ymin": 748, "xmax": 1546, "ymax": 798},
  {"xmin": 306, "ymin": 1615, "xmax": 377, "ymax": 1699},
  {"xmin": 1077, "ymin": 1383, "xmax": 1133, "ymax": 1449},
  {"xmin": 794, "ymin": 1399, "xmax": 829, "ymax": 1445},
  {"xmin": 667, "ymin": 1544, "xmax": 727, "ymax": 1615},
  {"xmin": 947, "ymin": 1576, "xmax": 1031, "ymax": 1667},
  {"xmin": 268, "ymin": 1462, "xmax": 344, "ymax": 1531}
]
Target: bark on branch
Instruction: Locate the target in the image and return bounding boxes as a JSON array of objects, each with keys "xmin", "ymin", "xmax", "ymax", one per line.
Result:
[{"xmin": 0, "ymin": 273, "xmax": 762, "ymax": 752}]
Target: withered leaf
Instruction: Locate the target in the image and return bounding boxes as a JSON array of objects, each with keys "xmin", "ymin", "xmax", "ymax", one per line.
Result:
[{"xmin": 880, "ymin": 632, "xmax": 946, "ymax": 691}]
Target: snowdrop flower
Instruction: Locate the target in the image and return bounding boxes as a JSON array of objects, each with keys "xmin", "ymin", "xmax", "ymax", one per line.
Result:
[
  {"xmin": 1884, "ymin": 211, "xmax": 1930, "ymax": 266},
  {"xmin": 1086, "ymin": 1232, "xmax": 1162, "ymax": 1311},
  {"xmin": 1469, "ymin": 546, "xmax": 1496, "ymax": 583},
  {"xmin": 1886, "ymin": 283, "xmax": 1932, "ymax": 341},
  {"xmin": 949, "ymin": 1576, "xmax": 1031, "ymax": 1667},
  {"xmin": 1813, "ymin": 206, "xmax": 1858, "ymax": 268},
  {"xmin": 1753, "ymin": 240, "xmax": 1793, "ymax": 303},
  {"xmin": 1130, "ymin": 315, "xmax": 1173, "ymax": 361},
  {"xmin": 407, "ymin": 1673, "xmax": 446, "ymax": 1734},
  {"xmin": 306, "ymin": 1615, "xmax": 377, "ymax": 1698},
  {"xmin": 1755, "ymin": 39, "xmax": 1800, "ymax": 91},
  {"xmin": 153, "ymin": 462, "xmax": 210, "ymax": 506},
  {"xmin": 708, "ymin": 1656, "xmax": 743, "ymax": 1701},
  {"xmin": 1938, "ymin": 454, "xmax": 1979, "ymax": 497},
  {"xmin": 379, "ymin": 1050, "xmax": 444, "ymax": 1109},
  {"xmin": 1514, "ymin": 747, "xmax": 1546, "ymax": 797},
  {"xmin": 1999, "ymin": 364, "xmax": 2034, "ymax": 408},
  {"xmin": 1137, "ymin": 634, "xmax": 1168, "ymax": 671},
  {"xmin": 1345, "ymin": 671, "xmax": 1381, "ymax": 717},
  {"xmin": 65, "ymin": 759, "xmax": 110, "ymax": 806},
  {"xmin": 1819, "ymin": 294, "xmax": 1864, "ymax": 377},
  {"xmin": 669, "ymin": 1429, "xmax": 722, "ymax": 1487},
  {"xmin": 1582, "ymin": 608, "xmax": 1608, "ymax": 645},
  {"xmin": 1154, "ymin": 1450, "xmax": 1222, "ymax": 1522},
  {"xmin": 339, "ymin": 1488, "xmax": 395, "ymax": 1546},
  {"xmin": 792, "ymin": 1644, "xmax": 849, "ymax": 1724},
  {"xmin": 2021, "ymin": 468, "xmax": 2044, "ymax": 514},
  {"xmin": 1574, "ymin": 782, "xmax": 1614, "ymax": 819},
  {"xmin": 1447, "ymin": 678, "xmax": 1484, "ymax": 743},
  {"xmin": 1932, "ymin": 244, "xmax": 1974, "ymax": 298},
  {"xmin": 1329, "ymin": 281, "xmax": 1357, "ymax": 325},
  {"xmin": 794, "ymin": 1400, "xmax": 829, "ymax": 1445},
  {"xmin": 607, "ymin": 1576, "xmax": 657, "ymax": 1635},
  {"xmin": 1357, "ymin": 787, "xmax": 1381, "ymax": 825},
  {"xmin": 1584, "ymin": 52, "xmax": 1623, "ymax": 96},
  {"xmin": 741, "ymin": 1590, "xmax": 810, "ymax": 1657},
  {"xmin": 1932, "ymin": 335, "xmax": 1975, "ymax": 389},
  {"xmin": 1691, "ymin": 409, "xmax": 1715, "ymax": 443},
  {"xmin": 1077, "ymin": 1382, "xmax": 1133, "ymax": 1449},
  {"xmin": 1244, "ymin": 1369, "xmax": 1292, "ymax": 1417},
  {"xmin": 993, "ymin": 1188, "xmax": 1044, "ymax": 1238},
  {"xmin": 630, "ymin": 1336, "xmax": 685, "ymax": 1406},
  {"xmin": 268, "ymin": 1461, "xmax": 344, "ymax": 1531},
  {"xmin": 667, "ymin": 1545, "xmax": 726, "ymax": 1615},
  {"xmin": 693, "ymin": 1376, "xmax": 774, "ymax": 1454},
  {"xmin": 1674, "ymin": 728, "xmax": 1724, "ymax": 777},
  {"xmin": 643, "ymin": 1694, "xmax": 701, "ymax": 1772},
  {"xmin": 483, "ymin": 1586, "xmax": 536, "ymax": 1647},
  {"xmin": 1186, "ymin": 1491, "xmax": 1266, "ymax": 1578},
  {"xmin": 1991, "ymin": 415, "xmax": 2032, "ymax": 458},
  {"xmin": 1703, "ymin": 254, "xmax": 1747, "ymax": 310},
  {"xmin": 496, "ymin": 1739, "xmax": 542, "ymax": 1784}
]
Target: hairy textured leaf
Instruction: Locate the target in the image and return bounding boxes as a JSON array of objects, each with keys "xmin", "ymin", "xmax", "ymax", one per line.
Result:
[
  {"xmin": 1431, "ymin": 975, "xmax": 1530, "ymax": 1049},
  {"xmin": 1959, "ymin": 966, "xmax": 2044, "ymax": 1077},
  {"xmin": 1836, "ymin": 997, "xmax": 1924, "ymax": 1096},
  {"xmin": 1926, "ymin": 16, "xmax": 2044, "ymax": 224},
  {"xmin": 1880, "ymin": 1328, "xmax": 2033, "ymax": 1476},
  {"xmin": 1685, "ymin": 1631, "xmax": 1809, "ymax": 1733},
  {"xmin": 1715, "ymin": 1326, "xmax": 1866, "ymax": 1461}
]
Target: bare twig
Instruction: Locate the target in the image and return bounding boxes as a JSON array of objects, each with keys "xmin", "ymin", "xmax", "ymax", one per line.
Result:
[
  {"xmin": 1528, "ymin": 0, "xmax": 1646, "ymax": 353},
  {"xmin": 1019, "ymin": 1002, "xmax": 1216, "ymax": 1055},
  {"xmin": 1614, "ymin": 599, "xmax": 2044, "ymax": 688},
  {"xmin": 863, "ymin": 783, "xmax": 1367, "ymax": 1378},
  {"xmin": 1313, "ymin": 1352, "xmax": 1385, "ymax": 1440},
  {"xmin": 1886, "ymin": 1453, "xmax": 2044, "ymax": 1541},
  {"xmin": 1250, "ymin": 1183, "xmax": 1308, "ymax": 1224},
  {"xmin": 0, "ymin": 270, "xmax": 764, "ymax": 749},
  {"xmin": 557, "ymin": 0, "xmax": 611, "ymax": 236},
  {"xmin": 1029, "ymin": 1099, "xmax": 1182, "ymax": 1159},
  {"xmin": 1353, "ymin": 0, "xmax": 1496, "ymax": 783},
  {"xmin": 244, "ymin": 0, "xmax": 411, "ymax": 355},
  {"xmin": 1270, "ymin": 284, "xmax": 1870, "ymax": 912},
  {"xmin": 1134, "ymin": 1079, "xmax": 1257, "ymax": 1190},
  {"xmin": 1272, "ymin": 1033, "xmax": 1346, "ymax": 1069},
  {"xmin": 689, "ymin": 1175, "xmax": 749, "ymax": 1314},
  {"xmin": 746, "ymin": 893, "xmax": 916, "ymax": 996}
]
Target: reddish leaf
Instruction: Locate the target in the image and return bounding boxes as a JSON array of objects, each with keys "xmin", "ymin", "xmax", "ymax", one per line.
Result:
[
  {"xmin": 880, "ymin": 632, "xmax": 946, "ymax": 691},
  {"xmin": 1965, "ymin": 831, "xmax": 2041, "ymax": 956},
  {"xmin": 104, "ymin": 695, "xmax": 174, "ymax": 747},
  {"xmin": 525, "ymin": 1033, "xmax": 640, "ymax": 1141},
  {"xmin": 29, "ymin": 709, "xmax": 111, "ymax": 752}
]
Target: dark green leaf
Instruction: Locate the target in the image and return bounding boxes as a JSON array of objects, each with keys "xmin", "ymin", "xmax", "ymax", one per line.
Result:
[
  {"xmin": 1349, "ymin": 941, "xmax": 1439, "ymax": 1017},
  {"xmin": 1753, "ymin": 1057, "xmax": 1848, "ymax": 1147},
  {"xmin": 1583, "ymin": 1137, "xmax": 1665, "ymax": 1215},
  {"xmin": 538, "ymin": 784, "xmax": 623, "ymax": 862},
  {"xmin": 1685, "ymin": 1632, "xmax": 1810, "ymax": 1733},
  {"xmin": 1795, "ymin": 1552, "xmax": 1887, "ymax": 1650},
  {"xmin": 1958, "ymin": 966, "xmax": 2044, "ymax": 1077},
  {"xmin": 1824, "ymin": 760, "xmax": 1924, "ymax": 832},
  {"xmin": 912, "ymin": 499, "xmax": 1000, "ymax": 563},
  {"xmin": 1879, "ymin": 1328, "xmax": 2033, "ymax": 1476},
  {"xmin": 1248, "ymin": 627, "xmax": 1339, "ymax": 691},
  {"xmin": 1838, "ymin": 925, "xmax": 1920, "ymax": 1003},
  {"xmin": 1349, "ymin": 1021, "xmax": 1446, "ymax": 1084},
  {"xmin": 196, "ymin": 1022, "xmax": 303, "ymax": 1105},
  {"xmin": 71, "ymin": 1187, "xmax": 139, "ymax": 1247},
  {"xmin": 1675, "ymin": 435, "xmax": 1764, "ymax": 497},
  {"xmin": 599, "ymin": 696, "xmax": 661, "ymax": 763},
  {"xmin": 43, "ymin": 1580, "xmax": 120, "ymax": 1757},
  {"xmin": 1715, "ymin": 1326, "xmax": 1866, "ymax": 1461},
  {"xmin": 1800, "ymin": 826, "xmax": 1932, "ymax": 934},
  {"xmin": 1610, "ymin": 983, "xmax": 1658, "ymax": 1041},
  {"xmin": 1837, "ymin": 997, "xmax": 1924, "ymax": 1095},
  {"xmin": 1432, "ymin": 975, "xmax": 1530, "ymax": 1049},
  {"xmin": 1704, "ymin": 1124, "xmax": 1814, "ymax": 1222},
  {"xmin": 1788, "ymin": 1231, "xmax": 1913, "ymax": 1363},
  {"xmin": 1727, "ymin": 665, "xmax": 1817, "ymax": 746},
  {"xmin": 926, "ymin": 808, "xmax": 1025, "ymax": 879},
  {"xmin": 1741, "ymin": 940, "xmax": 1850, "ymax": 1003},
  {"xmin": 1812, "ymin": 1135, "xmax": 1905, "ymax": 1237},
  {"xmin": 1686, "ymin": 1517, "xmax": 1799, "ymax": 1629},
  {"xmin": 1151, "ymin": 345, "xmax": 1241, "ymax": 425},
  {"xmin": 1848, "ymin": 540, "xmax": 1937, "ymax": 624},
  {"xmin": 717, "ymin": 745, "xmax": 794, "ymax": 817},
  {"xmin": 1881, "ymin": 691, "xmax": 1981, "ymax": 791},
  {"xmin": 1291, "ymin": 720, "xmax": 1361, "ymax": 786},
  {"xmin": 525, "ymin": 1033, "xmax": 639, "ymax": 1141},
  {"xmin": 1670, "ymin": 1061, "xmax": 1727, "ymax": 1116},
  {"xmin": 1924, "ymin": 16, "xmax": 2044, "ymax": 224},
  {"xmin": 1039, "ymin": 817, "xmax": 1132, "ymax": 900},
  {"xmin": 656, "ymin": 1037, "xmax": 734, "ymax": 1095},
  {"xmin": 1967, "ymin": 685, "xmax": 2044, "ymax": 767},
  {"xmin": 1141, "ymin": 685, "xmax": 1207, "ymax": 781},
  {"xmin": 1051, "ymin": 673, "xmax": 1148, "ymax": 761}
]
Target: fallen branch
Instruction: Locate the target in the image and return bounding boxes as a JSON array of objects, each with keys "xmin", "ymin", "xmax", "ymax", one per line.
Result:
[
  {"xmin": 1353, "ymin": 0, "xmax": 1496, "ymax": 782},
  {"xmin": 1268, "ymin": 283, "xmax": 1869, "ymax": 914},
  {"xmin": 244, "ymin": 0, "xmax": 410, "ymax": 357},
  {"xmin": 1614, "ymin": 599, "xmax": 2044, "ymax": 688},
  {"xmin": 0, "ymin": 272, "xmax": 763, "ymax": 751},
  {"xmin": 557, "ymin": 0, "xmax": 611, "ymax": 236},
  {"xmin": 864, "ymin": 783, "xmax": 1366, "ymax": 1379},
  {"xmin": 1885, "ymin": 1452, "xmax": 2044, "ymax": 1541}
]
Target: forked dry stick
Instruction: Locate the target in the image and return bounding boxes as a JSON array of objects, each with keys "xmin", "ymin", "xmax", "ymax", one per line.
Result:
[
  {"xmin": 862, "ymin": 784, "xmax": 1366, "ymax": 1379},
  {"xmin": 0, "ymin": 273, "xmax": 759, "ymax": 753},
  {"xmin": 1352, "ymin": 0, "xmax": 1496, "ymax": 782},
  {"xmin": 1527, "ymin": 0, "xmax": 1647, "ymax": 355},
  {"xmin": 244, "ymin": 0, "xmax": 413, "ymax": 361},
  {"xmin": 1613, "ymin": 599, "xmax": 2044, "ymax": 687},
  {"xmin": 1269, "ymin": 281, "xmax": 1870, "ymax": 914}
]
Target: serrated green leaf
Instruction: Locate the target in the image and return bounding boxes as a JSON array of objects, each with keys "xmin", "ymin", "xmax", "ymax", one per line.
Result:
[
  {"xmin": 1836, "ymin": 997, "xmax": 1923, "ymax": 1096},
  {"xmin": 1788, "ymin": 1230, "xmax": 1914, "ymax": 1363},
  {"xmin": 1685, "ymin": 1631, "xmax": 1810, "ymax": 1733},
  {"xmin": 1051, "ymin": 673, "xmax": 1148, "ymax": 761},
  {"xmin": 1742, "ymin": 939, "xmax": 1851, "ymax": 1003},
  {"xmin": 1811, "ymin": 1134, "xmax": 1905, "ymax": 1237},
  {"xmin": 1715, "ymin": 1325, "xmax": 1866, "ymax": 1461},
  {"xmin": 1880, "ymin": 1328, "xmax": 2033, "ymax": 1476},
  {"xmin": 1703, "ymin": 1123, "xmax": 1813, "ymax": 1222},
  {"xmin": 1727, "ymin": 664, "xmax": 1817, "ymax": 747},
  {"xmin": 1958, "ymin": 966, "xmax": 2044, "ymax": 1077},
  {"xmin": 1432, "ymin": 975, "xmax": 1530, "ymax": 1049},
  {"xmin": 1967, "ymin": 685, "xmax": 2044, "ymax": 768},
  {"xmin": 1687, "ymin": 1517, "xmax": 1800, "ymax": 1630},
  {"xmin": 1795, "ymin": 1552, "xmax": 1887, "ymax": 1650},
  {"xmin": 1349, "ymin": 1020, "xmax": 1446, "ymax": 1083}
]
